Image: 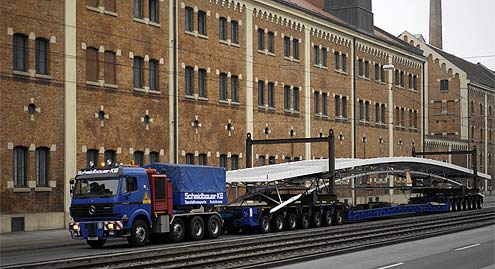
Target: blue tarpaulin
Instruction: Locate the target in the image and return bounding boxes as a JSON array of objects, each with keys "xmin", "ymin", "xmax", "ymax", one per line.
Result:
[{"xmin": 143, "ymin": 163, "xmax": 226, "ymax": 193}]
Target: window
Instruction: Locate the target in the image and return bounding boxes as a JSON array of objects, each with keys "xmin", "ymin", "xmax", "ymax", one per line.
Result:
[
  {"xmin": 374, "ymin": 64, "xmax": 379, "ymax": 81},
  {"xmin": 267, "ymin": 32, "xmax": 275, "ymax": 53},
  {"xmin": 322, "ymin": 48, "xmax": 327, "ymax": 67},
  {"xmin": 198, "ymin": 68, "xmax": 206, "ymax": 98},
  {"xmin": 122, "ymin": 177, "xmax": 138, "ymax": 193},
  {"xmin": 86, "ymin": 149, "xmax": 98, "ymax": 167},
  {"xmin": 395, "ymin": 70, "xmax": 400, "ymax": 85},
  {"xmin": 133, "ymin": 0, "xmax": 143, "ymax": 19},
  {"xmin": 268, "ymin": 82, "xmax": 275, "ymax": 108},
  {"xmin": 334, "ymin": 52, "xmax": 340, "ymax": 70},
  {"xmin": 219, "ymin": 154, "xmax": 227, "ymax": 168},
  {"xmin": 231, "ymin": 20, "xmax": 239, "ymax": 44},
  {"xmin": 134, "ymin": 151, "xmax": 144, "ymax": 166},
  {"xmin": 433, "ymin": 101, "xmax": 442, "ymax": 115},
  {"xmin": 408, "ymin": 74, "xmax": 413, "ymax": 89},
  {"xmin": 314, "ymin": 92, "xmax": 319, "ymax": 114},
  {"xmin": 364, "ymin": 61, "xmax": 369, "ymax": 78},
  {"xmin": 283, "ymin": 37, "xmax": 290, "ymax": 57},
  {"xmin": 133, "ymin": 57, "xmax": 144, "ymax": 88},
  {"xmin": 381, "ymin": 104, "xmax": 386, "ymax": 123},
  {"xmin": 198, "ymin": 11, "xmax": 207, "ymax": 35},
  {"xmin": 199, "ymin": 154, "xmax": 207, "ymax": 165},
  {"xmin": 314, "ymin": 46, "xmax": 320, "ymax": 65},
  {"xmin": 293, "ymin": 87, "xmax": 299, "ymax": 112},
  {"xmin": 400, "ymin": 108, "xmax": 405, "ymax": 126},
  {"xmin": 269, "ymin": 156, "xmax": 276, "ymax": 165},
  {"xmin": 149, "ymin": 151, "xmax": 159, "ymax": 164},
  {"xmin": 104, "ymin": 150, "xmax": 116, "ymax": 164},
  {"xmin": 322, "ymin": 93, "xmax": 328, "ymax": 116},
  {"xmin": 380, "ymin": 66, "xmax": 385, "ymax": 82},
  {"xmin": 231, "ymin": 155, "xmax": 239, "ymax": 170},
  {"xmin": 375, "ymin": 103, "xmax": 380, "ymax": 123},
  {"xmin": 358, "ymin": 59, "xmax": 363, "ymax": 76},
  {"xmin": 285, "ymin": 156, "xmax": 291, "ymax": 163},
  {"xmin": 284, "ymin": 85, "xmax": 290, "ymax": 110},
  {"xmin": 185, "ymin": 7, "xmax": 194, "ymax": 32},
  {"xmin": 185, "ymin": 66, "xmax": 194, "ymax": 95},
  {"xmin": 104, "ymin": 51, "xmax": 116, "ymax": 85},
  {"xmin": 257, "ymin": 29, "xmax": 264, "ymax": 50},
  {"xmin": 87, "ymin": 0, "xmax": 98, "ymax": 7},
  {"xmin": 334, "ymin": 95, "xmax": 340, "ymax": 117},
  {"xmin": 341, "ymin": 54, "xmax": 347, "ymax": 72},
  {"xmin": 231, "ymin": 75, "xmax": 238, "ymax": 102},
  {"xmin": 219, "ymin": 72, "xmax": 227, "ymax": 101},
  {"xmin": 219, "ymin": 17, "xmax": 227, "ymax": 41},
  {"xmin": 342, "ymin": 96, "xmax": 347, "ymax": 118},
  {"xmin": 413, "ymin": 111, "xmax": 418, "ymax": 128},
  {"xmin": 35, "ymin": 38, "xmax": 49, "ymax": 75},
  {"xmin": 257, "ymin": 80, "xmax": 264, "ymax": 106},
  {"xmin": 36, "ymin": 147, "xmax": 50, "ymax": 187},
  {"xmin": 413, "ymin": 75, "xmax": 417, "ymax": 90},
  {"xmin": 365, "ymin": 101, "xmax": 370, "ymax": 121},
  {"xmin": 149, "ymin": 0, "xmax": 159, "ymax": 23},
  {"xmin": 409, "ymin": 110, "xmax": 413, "ymax": 127},
  {"xmin": 14, "ymin": 146, "xmax": 28, "ymax": 188},
  {"xmin": 439, "ymin": 79, "xmax": 449, "ymax": 91},
  {"xmin": 104, "ymin": 0, "xmax": 116, "ymax": 12},
  {"xmin": 149, "ymin": 59, "xmax": 159, "ymax": 91},
  {"xmin": 258, "ymin": 156, "xmax": 265, "ymax": 166},
  {"xmin": 185, "ymin": 153, "xmax": 194, "ymax": 164},
  {"xmin": 86, "ymin": 47, "xmax": 98, "ymax": 82},
  {"xmin": 292, "ymin": 39, "xmax": 299, "ymax": 60},
  {"xmin": 400, "ymin": 71, "xmax": 405, "ymax": 87},
  {"xmin": 358, "ymin": 100, "xmax": 364, "ymax": 120},
  {"xmin": 13, "ymin": 34, "xmax": 28, "ymax": 71}
]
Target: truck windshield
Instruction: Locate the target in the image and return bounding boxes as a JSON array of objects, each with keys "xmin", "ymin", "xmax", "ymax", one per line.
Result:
[{"xmin": 73, "ymin": 177, "xmax": 120, "ymax": 198}]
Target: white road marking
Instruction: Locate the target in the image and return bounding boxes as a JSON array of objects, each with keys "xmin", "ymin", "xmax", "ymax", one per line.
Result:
[
  {"xmin": 455, "ymin": 243, "xmax": 481, "ymax": 251},
  {"xmin": 377, "ymin": 263, "xmax": 404, "ymax": 269}
]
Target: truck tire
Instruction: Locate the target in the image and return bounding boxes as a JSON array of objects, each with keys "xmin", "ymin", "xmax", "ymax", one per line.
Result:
[
  {"xmin": 272, "ymin": 214, "xmax": 285, "ymax": 232},
  {"xmin": 169, "ymin": 217, "xmax": 185, "ymax": 243},
  {"xmin": 206, "ymin": 215, "xmax": 222, "ymax": 239},
  {"xmin": 312, "ymin": 211, "xmax": 322, "ymax": 228},
  {"xmin": 285, "ymin": 213, "xmax": 297, "ymax": 231},
  {"xmin": 86, "ymin": 239, "xmax": 106, "ymax": 249},
  {"xmin": 259, "ymin": 215, "xmax": 271, "ymax": 233},
  {"xmin": 299, "ymin": 213, "xmax": 310, "ymax": 229},
  {"xmin": 323, "ymin": 210, "xmax": 333, "ymax": 226},
  {"xmin": 334, "ymin": 210, "xmax": 344, "ymax": 225},
  {"xmin": 189, "ymin": 216, "xmax": 205, "ymax": 241},
  {"xmin": 127, "ymin": 219, "xmax": 149, "ymax": 247}
]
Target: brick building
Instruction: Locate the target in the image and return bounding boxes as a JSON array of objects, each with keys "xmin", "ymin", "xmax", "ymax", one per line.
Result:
[{"xmin": 2, "ymin": 0, "xmax": 437, "ymax": 232}]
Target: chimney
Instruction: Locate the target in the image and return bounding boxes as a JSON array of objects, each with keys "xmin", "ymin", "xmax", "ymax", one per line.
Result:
[
  {"xmin": 429, "ymin": 0, "xmax": 443, "ymax": 49},
  {"xmin": 324, "ymin": 0, "xmax": 374, "ymax": 33}
]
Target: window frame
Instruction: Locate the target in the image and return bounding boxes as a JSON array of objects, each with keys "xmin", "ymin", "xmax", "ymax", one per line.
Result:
[
  {"xmin": 185, "ymin": 6, "xmax": 194, "ymax": 32},
  {"xmin": 149, "ymin": 59, "xmax": 159, "ymax": 91},
  {"xmin": 198, "ymin": 10, "xmax": 207, "ymax": 35},
  {"xmin": 322, "ymin": 93, "xmax": 328, "ymax": 116},
  {"xmin": 149, "ymin": 151, "xmax": 159, "ymax": 164},
  {"xmin": 86, "ymin": 149, "xmax": 99, "ymax": 167},
  {"xmin": 198, "ymin": 68, "xmax": 207, "ymax": 98},
  {"xmin": 219, "ymin": 17, "xmax": 227, "ymax": 41},
  {"xmin": 133, "ymin": 0, "xmax": 144, "ymax": 19},
  {"xmin": 321, "ymin": 48, "xmax": 327, "ymax": 67},
  {"xmin": 104, "ymin": 51, "xmax": 116, "ymax": 85},
  {"xmin": 292, "ymin": 39, "xmax": 299, "ymax": 60},
  {"xmin": 133, "ymin": 56, "xmax": 144, "ymax": 89},
  {"xmin": 185, "ymin": 66, "xmax": 194, "ymax": 96},
  {"xmin": 185, "ymin": 153, "xmax": 194, "ymax": 164},
  {"xmin": 257, "ymin": 29, "xmax": 265, "ymax": 51},
  {"xmin": 293, "ymin": 87, "xmax": 299, "ymax": 112},
  {"xmin": 35, "ymin": 38, "xmax": 49, "ymax": 75},
  {"xmin": 268, "ymin": 82, "xmax": 275, "ymax": 108},
  {"xmin": 13, "ymin": 146, "xmax": 28, "ymax": 188},
  {"xmin": 283, "ymin": 37, "xmax": 290, "ymax": 57},
  {"xmin": 13, "ymin": 33, "xmax": 28, "ymax": 72},
  {"xmin": 284, "ymin": 85, "xmax": 290, "ymax": 110},
  {"xmin": 149, "ymin": 0, "xmax": 159, "ymax": 23},
  {"xmin": 133, "ymin": 151, "xmax": 145, "ymax": 166},
  {"xmin": 231, "ymin": 75, "xmax": 239, "ymax": 103},
  {"xmin": 257, "ymin": 80, "xmax": 265, "ymax": 106},
  {"xmin": 219, "ymin": 72, "xmax": 227, "ymax": 101},
  {"xmin": 231, "ymin": 20, "xmax": 239, "ymax": 44},
  {"xmin": 198, "ymin": 153, "xmax": 207, "ymax": 165},
  {"xmin": 86, "ymin": 47, "xmax": 99, "ymax": 82},
  {"xmin": 267, "ymin": 31, "xmax": 275, "ymax": 53}
]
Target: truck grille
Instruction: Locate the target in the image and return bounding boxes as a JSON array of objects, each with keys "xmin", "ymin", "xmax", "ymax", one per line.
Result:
[{"xmin": 71, "ymin": 203, "xmax": 114, "ymax": 218}]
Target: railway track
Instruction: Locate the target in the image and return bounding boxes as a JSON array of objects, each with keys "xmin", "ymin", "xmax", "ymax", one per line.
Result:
[{"xmin": 6, "ymin": 208, "xmax": 494, "ymax": 269}]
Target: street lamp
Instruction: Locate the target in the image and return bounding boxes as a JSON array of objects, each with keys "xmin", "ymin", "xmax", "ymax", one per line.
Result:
[{"xmin": 362, "ymin": 134, "xmax": 367, "ymax": 158}]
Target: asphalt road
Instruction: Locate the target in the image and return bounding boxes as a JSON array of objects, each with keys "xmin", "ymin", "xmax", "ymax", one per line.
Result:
[{"xmin": 276, "ymin": 225, "xmax": 494, "ymax": 269}]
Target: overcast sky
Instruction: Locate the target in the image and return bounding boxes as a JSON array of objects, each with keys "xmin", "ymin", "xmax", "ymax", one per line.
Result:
[{"xmin": 373, "ymin": 0, "xmax": 495, "ymax": 70}]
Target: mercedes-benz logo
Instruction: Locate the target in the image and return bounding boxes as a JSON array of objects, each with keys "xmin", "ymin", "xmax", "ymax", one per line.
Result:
[{"xmin": 89, "ymin": 205, "xmax": 96, "ymax": 215}]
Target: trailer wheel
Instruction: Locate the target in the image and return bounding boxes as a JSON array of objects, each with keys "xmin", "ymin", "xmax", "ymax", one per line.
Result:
[
  {"xmin": 449, "ymin": 199, "xmax": 455, "ymax": 211},
  {"xmin": 127, "ymin": 219, "xmax": 149, "ymax": 247},
  {"xmin": 323, "ymin": 210, "xmax": 333, "ymax": 226},
  {"xmin": 189, "ymin": 216, "xmax": 205, "ymax": 241},
  {"xmin": 285, "ymin": 213, "xmax": 297, "ymax": 230},
  {"xmin": 299, "ymin": 213, "xmax": 310, "ymax": 229},
  {"xmin": 456, "ymin": 199, "xmax": 462, "ymax": 211},
  {"xmin": 467, "ymin": 197, "xmax": 473, "ymax": 210},
  {"xmin": 86, "ymin": 239, "xmax": 106, "ymax": 249},
  {"xmin": 312, "ymin": 211, "xmax": 322, "ymax": 228},
  {"xmin": 259, "ymin": 215, "xmax": 271, "ymax": 233},
  {"xmin": 461, "ymin": 198, "xmax": 467, "ymax": 211},
  {"xmin": 334, "ymin": 210, "xmax": 344, "ymax": 225},
  {"xmin": 206, "ymin": 215, "xmax": 222, "ymax": 239},
  {"xmin": 272, "ymin": 214, "xmax": 285, "ymax": 232},
  {"xmin": 169, "ymin": 217, "xmax": 185, "ymax": 243}
]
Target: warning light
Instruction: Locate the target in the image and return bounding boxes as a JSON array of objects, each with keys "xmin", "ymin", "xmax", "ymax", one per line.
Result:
[
  {"xmin": 130, "ymin": 160, "xmax": 135, "ymax": 165},
  {"xmin": 100, "ymin": 162, "xmax": 106, "ymax": 167}
]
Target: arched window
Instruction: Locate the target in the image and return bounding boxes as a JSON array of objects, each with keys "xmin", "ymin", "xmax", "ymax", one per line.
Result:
[
  {"xmin": 149, "ymin": 151, "xmax": 159, "ymax": 164},
  {"xmin": 219, "ymin": 154, "xmax": 227, "ymax": 168},
  {"xmin": 87, "ymin": 149, "xmax": 99, "ymax": 167},
  {"xmin": 199, "ymin": 153, "xmax": 207, "ymax": 165},
  {"xmin": 133, "ymin": 151, "xmax": 144, "ymax": 166},
  {"xmin": 104, "ymin": 149, "xmax": 116, "ymax": 164},
  {"xmin": 231, "ymin": 155, "xmax": 239, "ymax": 170},
  {"xmin": 185, "ymin": 153, "xmax": 194, "ymax": 164}
]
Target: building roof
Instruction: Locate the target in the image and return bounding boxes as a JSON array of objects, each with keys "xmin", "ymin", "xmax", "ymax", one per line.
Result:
[
  {"xmin": 427, "ymin": 44, "xmax": 495, "ymax": 89},
  {"xmin": 272, "ymin": 0, "xmax": 424, "ymax": 57}
]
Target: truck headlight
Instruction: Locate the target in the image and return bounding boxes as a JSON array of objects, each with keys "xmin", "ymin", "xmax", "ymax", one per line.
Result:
[{"xmin": 73, "ymin": 223, "xmax": 80, "ymax": 231}]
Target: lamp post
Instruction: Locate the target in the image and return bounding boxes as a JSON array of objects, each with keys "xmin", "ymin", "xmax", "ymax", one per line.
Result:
[{"xmin": 362, "ymin": 134, "xmax": 367, "ymax": 159}]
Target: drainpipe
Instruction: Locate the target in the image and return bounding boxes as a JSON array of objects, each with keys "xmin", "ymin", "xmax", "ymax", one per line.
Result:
[
  {"xmin": 173, "ymin": 0, "xmax": 178, "ymax": 163},
  {"xmin": 352, "ymin": 37, "xmax": 357, "ymax": 158}
]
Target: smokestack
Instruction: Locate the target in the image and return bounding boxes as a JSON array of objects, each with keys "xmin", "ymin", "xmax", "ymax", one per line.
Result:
[{"xmin": 429, "ymin": 0, "xmax": 443, "ymax": 49}]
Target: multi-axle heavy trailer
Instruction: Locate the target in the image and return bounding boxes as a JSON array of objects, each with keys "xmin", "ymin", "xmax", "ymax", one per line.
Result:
[{"xmin": 68, "ymin": 131, "xmax": 488, "ymax": 248}]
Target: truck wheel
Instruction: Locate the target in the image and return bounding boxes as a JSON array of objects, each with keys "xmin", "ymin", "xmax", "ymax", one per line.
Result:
[
  {"xmin": 285, "ymin": 213, "xmax": 297, "ymax": 230},
  {"xmin": 449, "ymin": 199, "xmax": 455, "ymax": 211},
  {"xmin": 206, "ymin": 215, "xmax": 222, "ymax": 239},
  {"xmin": 127, "ymin": 219, "xmax": 149, "ymax": 247},
  {"xmin": 461, "ymin": 198, "xmax": 467, "ymax": 211},
  {"xmin": 86, "ymin": 239, "xmax": 106, "ymax": 249},
  {"xmin": 456, "ymin": 199, "xmax": 462, "ymax": 211},
  {"xmin": 272, "ymin": 214, "xmax": 285, "ymax": 232},
  {"xmin": 334, "ymin": 210, "xmax": 344, "ymax": 225},
  {"xmin": 299, "ymin": 213, "xmax": 310, "ymax": 229},
  {"xmin": 169, "ymin": 217, "xmax": 185, "ymax": 243},
  {"xmin": 189, "ymin": 216, "xmax": 205, "ymax": 241},
  {"xmin": 312, "ymin": 211, "xmax": 322, "ymax": 228},
  {"xmin": 323, "ymin": 210, "xmax": 333, "ymax": 226},
  {"xmin": 259, "ymin": 216, "xmax": 271, "ymax": 233}
]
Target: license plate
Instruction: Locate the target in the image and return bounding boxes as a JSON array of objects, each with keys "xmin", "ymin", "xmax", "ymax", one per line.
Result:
[{"xmin": 87, "ymin": 237, "xmax": 99, "ymax": 241}]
